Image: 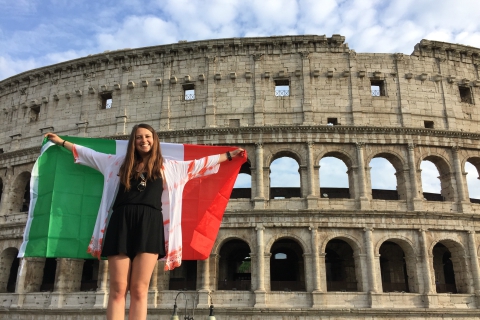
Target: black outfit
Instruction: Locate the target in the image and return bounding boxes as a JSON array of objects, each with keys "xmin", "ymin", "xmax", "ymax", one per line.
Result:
[{"xmin": 101, "ymin": 174, "xmax": 165, "ymax": 260}]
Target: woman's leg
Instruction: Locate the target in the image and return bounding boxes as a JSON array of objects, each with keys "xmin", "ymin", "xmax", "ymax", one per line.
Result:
[
  {"xmin": 128, "ymin": 253, "xmax": 159, "ymax": 320},
  {"xmin": 107, "ymin": 254, "xmax": 131, "ymax": 320}
]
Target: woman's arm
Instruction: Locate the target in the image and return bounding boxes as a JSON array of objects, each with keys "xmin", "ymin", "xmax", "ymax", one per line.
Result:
[
  {"xmin": 218, "ymin": 148, "xmax": 245, "ymax": 163},
  {"xmin": 44, "ymin": 132, "xmax": 74, "ymax": 152}
]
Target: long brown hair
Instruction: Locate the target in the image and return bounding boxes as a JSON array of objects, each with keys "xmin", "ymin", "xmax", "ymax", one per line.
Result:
[{"xmin": 119, "ymin": 123, "xmax": 164, "ymax": 191}]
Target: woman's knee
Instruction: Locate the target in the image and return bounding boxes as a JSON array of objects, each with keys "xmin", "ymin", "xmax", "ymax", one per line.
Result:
[
  {"xmin": 129, "ymin": 283, "xmax": 149, "ymax": 301},
  {"xmin": 109, "ymin": 280, "xmax": 128, "ymax": 299}
]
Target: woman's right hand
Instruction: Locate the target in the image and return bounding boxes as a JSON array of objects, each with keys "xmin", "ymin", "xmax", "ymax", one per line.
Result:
[{"xmin": 44, "ymin": 132, "xmax": 63, "ymax": 145}]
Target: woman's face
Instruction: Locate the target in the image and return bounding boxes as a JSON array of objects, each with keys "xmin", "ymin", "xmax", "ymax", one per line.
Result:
[{"xmin": 135, "ymin": 127, "xmax": 154, "ymax": 157}]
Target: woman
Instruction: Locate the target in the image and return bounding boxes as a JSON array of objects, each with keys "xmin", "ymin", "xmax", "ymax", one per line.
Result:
[{"xmin": 45, "ymin": 124, "xmax": 244, "ymax": 320}]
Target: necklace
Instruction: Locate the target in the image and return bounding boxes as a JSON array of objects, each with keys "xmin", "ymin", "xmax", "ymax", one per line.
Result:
[{"xmin": 137, "ymin": 173, "xmax": 147, "ymax": 192}]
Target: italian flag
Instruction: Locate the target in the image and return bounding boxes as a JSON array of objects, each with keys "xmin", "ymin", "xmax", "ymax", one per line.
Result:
[{"xmin": 18, "ymin": 136, "xmax": 245, "ymax": 260}]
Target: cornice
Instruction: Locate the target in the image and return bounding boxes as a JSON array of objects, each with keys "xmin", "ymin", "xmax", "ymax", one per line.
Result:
[
  {"xmin": 0, "ymin": 34, "xmax": 349, "ymax": 86},
  {"xmin": 0, "ymin": 125, "xmax": 479, "ymax": 162}
]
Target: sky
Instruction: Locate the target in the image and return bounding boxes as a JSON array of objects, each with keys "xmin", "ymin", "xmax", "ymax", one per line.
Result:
[{"xmin": 1, "ymin": 0, "xmax": 479, "ymax": 197}]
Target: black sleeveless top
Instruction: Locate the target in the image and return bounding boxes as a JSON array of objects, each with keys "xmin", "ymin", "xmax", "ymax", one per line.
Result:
[{"xmin": 113, "ymin": 174, "xmax": 163, "ymax": 210}]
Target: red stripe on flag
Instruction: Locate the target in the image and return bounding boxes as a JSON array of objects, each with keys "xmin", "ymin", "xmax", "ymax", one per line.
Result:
[{"xmin": 181, "ymin": 144, "xmax": 245, "ymax": 260}]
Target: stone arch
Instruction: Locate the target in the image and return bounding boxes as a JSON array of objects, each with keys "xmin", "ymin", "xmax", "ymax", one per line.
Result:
[
  {"xmin": 465, "ymin": 157, "xmax": 480, "ymax": 202},
  {"xmin": 80, "ymin": 259, "xmax": 99, "ymax": 291},
  {"xmin": 324, "ymin": 237, "xmax": 360, "ymax": 292},
  {"xmin": 232, "ymin": 159, "xmax": 252, "ymax": 199},
  {"xmin": 40, "ymin": 258, "xmax": 57, "ymax": 292},
  {"xmin": 217, "ymin": 238, "xmax": 252, "ymax": 291},
  {"xmin": 213, "ymin": 234, "xmax": 253, "ymax": 257},
  {"xmin": 265, "ymin": 232, "xmax": 309, "ymax": 255},
  {"xmin": 420, "ymin": 154, "xmax": 455, "ymax": 202},
  {"xmin": 320, "ymin": 234, "xmax": 363, "ymax": 255},
  {"xmin": 168, "ymin": 260, "xmax": 197, "ymax": 291},
  {"xmin": 368, "ymin": 152, "xmax": 408, "ymax": 200},
  {"xmin": 319, "ymin": 150, "xmax": 355, "ymax": 199},
  {"xmin": 269, "ymin": 150, "xmax": 302, "ymax": 199},
  {"xmin": 0, "ymin": 247, "xmax": 19, "ymax": 293},
  {"xmin": 429, "ymin": 239, "xmax": 471, "ymax": 294},
  {"xmin": 375, "ymin": 237, "xmax": 419, "ymax": 293},
  {"xmin": 10, "ymin": 171, "xmax": 31, "ymax": 213},
  {"xmin": 268, "ymin": 148, "xmax": 303, "ymax": 166},
  {"xmin": 269, "ymin": 237, "xmax": 306, "ymax": 291}
]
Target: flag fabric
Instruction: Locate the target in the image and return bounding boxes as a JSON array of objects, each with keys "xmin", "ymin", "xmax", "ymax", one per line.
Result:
[{"xmin": 18, "ymin": 136, "xmax": 245, "ymax": 268}]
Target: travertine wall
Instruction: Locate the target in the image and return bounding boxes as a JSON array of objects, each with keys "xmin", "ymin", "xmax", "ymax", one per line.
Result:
[{"xmin": 0, "ymin": 35, "xmax": 480, "ymax": 319}]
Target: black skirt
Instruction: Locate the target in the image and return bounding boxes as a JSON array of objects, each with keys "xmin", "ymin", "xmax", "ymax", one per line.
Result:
[{"xmin": 101, "ymin": 204, "xmax": 165, "ymax": 260}]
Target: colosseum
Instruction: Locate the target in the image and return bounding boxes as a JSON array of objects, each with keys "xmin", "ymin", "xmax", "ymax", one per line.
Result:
[{"xmin": 0, "ymin": 34, "xmax": 480, "ymax": 319}]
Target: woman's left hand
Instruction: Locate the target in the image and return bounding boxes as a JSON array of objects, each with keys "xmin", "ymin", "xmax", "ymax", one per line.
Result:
[{"xmin": 230, "ymin": 148, "xmax": 245, "ymax": 158}]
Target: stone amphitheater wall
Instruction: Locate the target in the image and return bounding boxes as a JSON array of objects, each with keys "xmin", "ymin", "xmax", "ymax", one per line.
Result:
[{"xmin": 0, "ymin": 35, "xmax": 480, "ymax": 319}]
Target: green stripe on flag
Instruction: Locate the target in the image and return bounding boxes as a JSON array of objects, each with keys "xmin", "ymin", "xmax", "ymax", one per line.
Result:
[{"xmin": 23, "ymin": 136, "xmax": 116, "ymax": 259}]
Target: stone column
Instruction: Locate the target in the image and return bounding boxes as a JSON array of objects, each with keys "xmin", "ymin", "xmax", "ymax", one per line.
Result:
[
  {"xmin": 452, "ymin": 146, "xmax": 469, "ymax": 212},
  {"xmin": 356, "ymin": 143, "xmax": 370, "ymax": 209},
  {"xmin": 254, "ymin": 226, "xmax": 267, "ymax": 307},
  {"xmin": 363, "ymin": 228, "xmax": 378, "ymax": 293},
  {"xmin": 94, "ymin": 260, "xmax": 109, "ymax": 308},
  {"xmin": 149, "ymin": 262, "xmax": 158, "ymax": 292},
  {"xmin": 254, "ymin": 143, "xmax": 265, "ymax": 209},
  {"xmin": 419, "ymin": 229, "xmax": 437, "ymax": 308},
  {"xmin": 300, "ymin": 51, "xmax": 314, "ymax": 125},
  {"xmin": 50, "ymin": 258, "xmax": 84, "ymax": 308},
  {"xmin": 54, "ymin": 258, "xmax": 84, "ymax": 292},
  {"xmin": 468, "ymin": 231, "xmax": 480, "ymax": 295},
  {"xmin": 310, "ymin": 227, "xmax": 321, "ymax": 292},
  {"xmin": 407, "ymin": 143, "xmax": 423, "ymax": 211},
  {"xmin": 205, "ymin": 56, "xmax": 217, "ymax": 127},
  {"xmin": 253, "ymin": 53, "xmax": 265, "ymax": 126},
  {"xmin": 15, "ymin": 258, "xmax": 45, "ymax": 293},
  {"xmin": 197, "ymin": 258, "xmax": 211, "ymax": 308},
  {"xmin": 306, "ymin": 143, "xmax": 318, "ymax": 208},
  {"xmin": 419, "ymin": 229, "xmax": 434, "ymax": 294}
]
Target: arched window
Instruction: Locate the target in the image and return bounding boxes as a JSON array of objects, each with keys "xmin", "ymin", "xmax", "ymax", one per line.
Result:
[
  {"xmin": 433, "ymin": 243, "xmax": 457, "ymax": 293},
  {"xmin": 379, "ymin": 241, "xmax": 409, "ymax": 292},
  {"xmin": 421, "ymin": 157, "xmax": 455, "ymax": 201},
  {"xmin": 465, "ymin": 159, "xmax": 480, "ymax": 203},
  {"xmin": 232, "ymin": 161, "xmax": 252, "ymax": 199},
  {"xmin": 0, "ymin": 248, "xmax": 20, "ymax": 293},
  {"xmin": 270, "ymin": 156, "xmax": 300, "ymax": 199},
  {"xmin": 325, "ymin": 239, "xmax": 358, "ymax": 292},
  {"xmin": 40, "ymin": 258, "xmax": 57, "ymax": 292},
  {"xmin": 270, "ymin": 239, "xmax": 305, "ymax": 291},
  {"xmin": 11, "ymin": 172, "xmax": 31, "ymax": 213},
  {"xmin": 319, "ymin": 157, "xmax": 350, "ymax": 199},
  {"xmin": 433, "ymin": 240, "xmax": 470, "ymax": 294},
  {"xmin": 0, "ymin": 178, "xmax": 3, "ymax": 205},
  {"xmin": 169, "ymin": 260, "xmax": 197, "ymax": 291},
  {"xmin": 80, "ymin": 259, "xmax": 99, "ymax": 291},
  {"xmin": 218, "ymin": 239, "xmax": 251, "ymax": 291},
  {"xmin": 369, "ymin": 157, "xmax": 401, "ymax": 200}
]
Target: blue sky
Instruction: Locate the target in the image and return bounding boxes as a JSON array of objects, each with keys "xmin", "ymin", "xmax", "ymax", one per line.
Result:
[{"xmin": 1, "ymin": 0, "xmax": 479, "ymax": 197}]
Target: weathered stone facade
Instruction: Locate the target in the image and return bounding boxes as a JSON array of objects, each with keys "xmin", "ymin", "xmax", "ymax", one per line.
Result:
[{"xmin": 0, "ymin": 35, "xmax": 480, "ymax": 319}]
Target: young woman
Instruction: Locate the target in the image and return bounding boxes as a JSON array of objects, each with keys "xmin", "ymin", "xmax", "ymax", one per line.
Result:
[{"xmin": 45, "ymin": 123, "xmax": 244, "ymax": 320}]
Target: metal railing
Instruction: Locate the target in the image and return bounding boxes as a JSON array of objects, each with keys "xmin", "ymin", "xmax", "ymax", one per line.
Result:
[
  {"xmin": 185, "ymin": 93, "xmax": 195, "ymax": 101},
  {"xmin": 275, "ymin": 90, "xmax": 290, "ymax": 97},
  {"xmin": 371, "ymin": 89, "xmax": 381, "ymax": 96}
]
